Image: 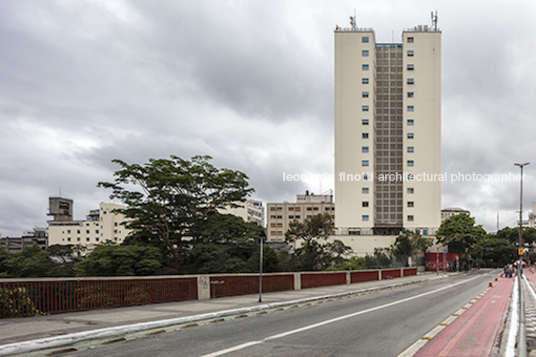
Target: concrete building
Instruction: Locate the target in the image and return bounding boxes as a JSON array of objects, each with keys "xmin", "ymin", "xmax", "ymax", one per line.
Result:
[
  {"xmin": 219, "ymin": 199, "xmax": 265, "ymax": 227},
  {"xmin": 518, "ymin": 202, "xmax": 536, "ymax": 228},
  {"xmin": 48, "ymin": 202, "xmax": 130, "ymax": 250},
  {"xmin": 441, "ymin": 207, "xmax": 470, "ymax": 223},
  {"xmin": 266, "ymin": 192, "xmax": 334, "ymax": 243},
  {"xmin": 0, "ymin": 227, "xmax": 48, "ymax": 253},
  {"xmin": 47, "ymin": 197, "xmax": 73, "ymax": 221},
  {"xmin": 334, "ymin": 17, "xmax": 441, "ymax": 238}
]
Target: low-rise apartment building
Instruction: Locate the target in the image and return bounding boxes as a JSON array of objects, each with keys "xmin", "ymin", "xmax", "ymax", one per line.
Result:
[
  {"xmin": 266, "ymin": 192, "xmax": 334, "ymax": 242},
  {"xmin": 48, "ymin": 203, "xmax": 130, "ymax": 250}
]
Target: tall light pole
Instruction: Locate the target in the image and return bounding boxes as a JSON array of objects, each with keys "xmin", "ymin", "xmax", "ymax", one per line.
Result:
[
  {"xmin": 258, "ymin": 231, "xmax": 266, "ymax": 303},
  {"xmin": 515, "ymin": 162, "xmax": 529, "ymax": 357},
  {"xmin": 515, "ymin": 162, "xmax": 529, "ymax": 273}
]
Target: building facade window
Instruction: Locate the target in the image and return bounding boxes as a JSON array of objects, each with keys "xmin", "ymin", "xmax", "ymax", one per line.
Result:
[
  {"xmin": 407, "ymin": 215, "xmax": 414, "ymax": 221},
  {"xmin": 362, "ymin": 147, "xmax": 369, "ymax": 153},
  {"xmin": 407, "ymin": 105, "xmax": 414, "ymax": 112},
  {"xmin": 362, "ymin": 91, "xmax": 369, "ymax": 98},
  {"xmin": 362, "ymin": 36, "xmax": 369, "ymax": 43},
  {"xmin": 362, "ymin": 50, "xmax": 369, "ymax": 56},
  {"xmin": 362, "ymin": 78, "xmax": 369, "ymax": 84},
  {"xmin": 362, "ymin": 105, "xmax": 369, "ymax": 111},
  {"xmin": 407, "ymin": 92, "xmax": 414, "ymax": 98},
  {"xmin": 407, "ymin": 50, "xmax": 414, "ymax": 56},
  {"xmin": 407, "ymin": 147, "xmax": 414, "ymax": 153},
  {"xmin": 362, "ymin": 215, "xmax": 369, "ymax": 221},
  {"xmin": 362, "ymin": 201, "xmax": 369, "ymax": 207},
  {"xmin": 362, "ymin": 160, "xmax": 369, "ymax": 166},
  {"xmin": 407, "ymin": 64, "xmax": 414, "ymax": 70},
  {"xmin": 362, "ymin": 119, "xmax": 369, "ymax": 125},
  {"xmin": 408, "ymin": 201, "xmax": 414, "ymax": 207},
  {"xmin": 407, "ymin": 187, "xmax": 414, "ymax": 194},
  {"xmin": 407, "ymin": 37, "xmax": 414, "ymax": 43},
  {"xmin": 407, "ymin": 133, "xmax": 414, "ymax": 139},
  {"xmin": 362, "ymin": 64, "xmax": 369, "ymax": 70},
  {"xmin": 407, "ymin": 119, "xmax": 414, "ymax": 125},
  {"xmin": 407, "ymin": 78, "xmax": 414, "ymax": 84},
  {"xmin": 362, "ymin": 187, "xmax": 369, "ymax": 193},
  {"xmin": 407, "ymin": 160, "xmax": 414, "ymax": 167},
  {"xmin": 362, "ymin": 133, "xmax": 369, "ymax": 139}
]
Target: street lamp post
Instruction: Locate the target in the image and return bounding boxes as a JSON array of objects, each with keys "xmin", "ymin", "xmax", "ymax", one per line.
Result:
[
  {"xmin": 515, "ymin": 162, "xmax": 529, "ymax": 275},
  {"xmin": 258, "ymin": 231, "xmax": 266, "ymax": 303},
  {"xmin": 515, "ymin": 162, "xmax": 529, "ymax": 357}
]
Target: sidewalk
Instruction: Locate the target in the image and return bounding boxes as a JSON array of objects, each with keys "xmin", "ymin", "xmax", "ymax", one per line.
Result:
[
  {"xmin": 412, "ymin": 275, "xmax": 514, "ymax": 357},
  {"xmin": 0, "ymin": 272, "xmax": 446, "ymax": 354}
]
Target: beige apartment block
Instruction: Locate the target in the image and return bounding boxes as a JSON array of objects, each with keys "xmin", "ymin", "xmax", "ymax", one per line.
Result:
[
  {"xmin": 266, "ymin": 193, "xmax": 334, "ymax": 243},
  {"xmin": 48, "ymin": 203, "xmax": 131, "ymax": 250},
  {"xmin": 441, "ymin": 207, "xmax": 470, "ymax": 223},
  {"xmin": 218, "ymin": 199, "xmax": 265, "ymax": 227},
  {"xmin": 334, "ymin": 18, "xmax": 441, "ymax": 237}
]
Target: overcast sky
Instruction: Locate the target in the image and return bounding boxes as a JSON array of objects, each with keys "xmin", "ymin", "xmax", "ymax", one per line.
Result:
[{"xmin": 1, "ymin": 0, "xmax": 535, "ymax": 237}]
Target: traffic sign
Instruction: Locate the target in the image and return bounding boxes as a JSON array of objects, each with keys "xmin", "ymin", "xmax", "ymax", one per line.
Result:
[{"xmin": 519, "ymin": 247, "xmax": 525, "ymax": 256}]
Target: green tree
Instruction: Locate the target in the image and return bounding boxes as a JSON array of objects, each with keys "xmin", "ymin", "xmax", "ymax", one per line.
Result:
[
  {"xmin": 327, "ymin": 239, "xmax": 353, "ymax": 263},
  {"xmin": 246, "ymin": 246, "xmax": 279, "ymax": 273},
  {"xmin": 496, "ymin": 227, "xmax": 536, "ymax": 245},
  {"xmin": 98, "ymin": 155, "xmax": 253, "ymax": 271},
  {"xmin": 326, "ymin": 256, "xmax": 366, "ymax": 271},
  {"xmin": 195, "ymin": 214, "xmax": 263, "ymax": 244},
  {"xmin": 186, "ymin": 243, "xmax": 232, "ymax": 274},
  {"xmin": 74, "ymin": 245, "xmax": 162, "ymax": 276},
  {"xmin": 285, "ymin": 213, "xmax": 334, "ymax": 271},
  {"xmin": 46, "ymin": 244, "xmax": 86, "ymax": 276},
  {"xmin": 436, "ymin": 214, "xmax": 486, "ymax": 256},
  {"xmin": 471, "ymin": 235, "xmax": 516, "ymax": 268},
  {"xmin": 2, "ymin": 245, "xmax": 59, "ymax": 278},
  {"xmin": 392, "ymin": 230, "xmax": 433, "ymax": 266},
  {"xmin": 365, "ymin": 248, "xmax": 392, "ymax": 268}
]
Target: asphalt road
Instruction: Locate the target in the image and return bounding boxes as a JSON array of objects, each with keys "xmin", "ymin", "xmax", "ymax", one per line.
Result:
[{"xmin": 57, "ymin": 270, "xmax": 497, "ymax": 357}]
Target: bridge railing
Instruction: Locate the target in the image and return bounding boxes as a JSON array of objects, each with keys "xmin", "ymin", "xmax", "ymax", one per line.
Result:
[{"xmin": 1, "ymin": 268, "xmax": 417, "ymax": 318}]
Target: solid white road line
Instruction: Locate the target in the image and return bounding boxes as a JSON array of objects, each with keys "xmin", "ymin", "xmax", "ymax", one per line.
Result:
[{"xmin": 199, "ymin": 275, "xmax": 482, "ymax": 357}]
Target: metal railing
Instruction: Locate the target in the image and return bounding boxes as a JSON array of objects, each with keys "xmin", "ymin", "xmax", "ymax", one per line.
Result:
[
  {"xmin": 1, "ymin": 268, "xmax": 419, "ymax": 318},
  {"xmin": 1, "ymin": 278, "xmax": 197, "ymax": 318}
]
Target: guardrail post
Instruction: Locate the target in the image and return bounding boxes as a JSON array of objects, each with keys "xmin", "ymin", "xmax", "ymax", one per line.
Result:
[{"xmin": 197, "ymin": 276, "xmax": 210, "ymax": 300}]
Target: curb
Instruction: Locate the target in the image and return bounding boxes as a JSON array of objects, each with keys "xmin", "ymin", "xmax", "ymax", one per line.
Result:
[{"xmin": 0, "ymin": 274, "xmax": 451, "ymax": 356}]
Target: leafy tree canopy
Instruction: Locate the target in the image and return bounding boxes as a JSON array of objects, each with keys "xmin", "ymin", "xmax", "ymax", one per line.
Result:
[
  {"xmin": 74, "ymin": 245, "xmax": 162, "ymax": 276},
  {"xmin": 470, "ymin": 235, "xmax": 516, "ymax": 268},
  {"xmin": 392, "ymin": 230, "xmax": 433, "ymax": 260},
  {"xmin": 285, "ymin": 213, "xmax": 340, "ymax": 271},
  {"xmin": 285, "ymin": 213, "xmax": 333, "ymax": 245},
  {"xmin": 436, "ymin": 214, "xmax": 487, "ymax": 254},
  {"xmin": 496, "ymin": 227, "xmax": 536, "ymax": 245},
  {"xmin": 98, "ymin": 155, "xmax": 254, "ymax": 265}
]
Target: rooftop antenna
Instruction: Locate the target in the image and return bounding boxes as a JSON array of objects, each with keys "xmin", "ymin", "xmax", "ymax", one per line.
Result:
[
  {"xmin": 431, "ymin": 10, "xmax": 438, "ymax": 31},
  {"xmin": 59, "ymin": 186, "xmax": 62, "ymax": 197},
  {"xmin": 350, "ymin": 9, "xmax": 357, "ymax": 30}
]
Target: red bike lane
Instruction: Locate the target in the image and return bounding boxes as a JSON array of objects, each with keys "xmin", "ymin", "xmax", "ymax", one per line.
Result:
[{"xmin": 414, "ymin": 276, "xmax": 514, "ymax": 357}]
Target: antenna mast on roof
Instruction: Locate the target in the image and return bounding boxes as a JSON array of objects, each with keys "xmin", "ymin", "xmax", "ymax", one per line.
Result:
[
  {"xmin": 350, "ymin": 9, "xmax": 357, "ymax": 30},
  {"xmin": 431, "ymin": 10, "xmax": 438, "ymax": 31}
]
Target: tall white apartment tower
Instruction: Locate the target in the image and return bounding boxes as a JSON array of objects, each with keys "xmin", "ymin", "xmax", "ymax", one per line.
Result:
[{"xmin": 334, "ymin": 18, "xmax": 441, "ymax": 236}]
